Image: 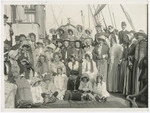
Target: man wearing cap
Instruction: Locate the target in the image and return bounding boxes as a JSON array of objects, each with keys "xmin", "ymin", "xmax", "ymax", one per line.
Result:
[
  {"xmin": 4, "ymin": 14, "xmax": 13, "ymax": 46},
  {"xmin": 118, "ymin": 22, "xmax": 129, "ymax": 45},
  {"xmin": 93, "ymin": 34, "xmax": 109, "ymax": 82}
]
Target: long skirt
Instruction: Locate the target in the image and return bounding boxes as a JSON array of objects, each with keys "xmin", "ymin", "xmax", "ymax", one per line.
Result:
[
  {"xmin": 107, "ymin": 59, "xmax": 119, "ymax": 92},
  {"xmin": 96, "ymin": 59, "xmax": 108, "ymax": 82},
  {"xmin": 118, "ymin": 60, "xmax": 127, "ymax": 93}
]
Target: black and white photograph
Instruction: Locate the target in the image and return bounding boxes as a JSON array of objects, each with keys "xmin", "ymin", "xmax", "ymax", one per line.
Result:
[{"xmin": 2, "ymin": 1, "xmax": 148, "ymax": 110}]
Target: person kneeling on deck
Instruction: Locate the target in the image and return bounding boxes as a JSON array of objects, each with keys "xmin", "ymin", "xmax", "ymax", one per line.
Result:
[
  {"xmin": 64, "ymin": 70, "xmax": 81, "ymax": 101},
  {"xmin": 93, "ymin": 75, "xmax": 110, "ymax": 102},
  {"xmin": 79, "ymin": 73, "xmax": 95, "ymax": 101}
]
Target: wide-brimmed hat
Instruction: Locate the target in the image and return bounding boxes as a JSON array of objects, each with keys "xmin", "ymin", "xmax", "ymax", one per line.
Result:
[
  {"xmin": 70, "ymin": 70, "xmax": 79, "ymax": 76},
  {"xmin": 43, "ymin": 74, "xmax": 51, "ymax": 81},
  {"xmin": 37, "ymin": 40, "xmax": 43, "ymax": 45},
  {"xmin": 46, "ymin": 43, "xmax": 56, "ymax": 50},
  {"xmin": 96, "ymin": 74, "xmax": 103, "ymax": 80},
  {"xmin": 58, "ymin": 28, "xmax": 65, "ymax": 34},
  {"xmin": 15, "ymin": 36, "xmax": 20, "ymax": 41},
  {"xmin": 56, "ymin": 39, "xmax": 63, "ymax": 43},
  {"xmin": 31, "ymin": 77, "xmax": 41, "ymax": 86},
  {"xmin": 76, "ymin": 25, "xmax": 83, "ymax": 29},
  {"xmin": 70, "ymin": 54, "xmax": 76, "ymax": 59},
  {"xmin": 96, "ymin": 35, "xmax": 106, "ymax": 42},
  {"xmin": 49, "ymin": 28, "xmax": 57, "ymax": 34},
  {"xmin": 85, "ymin": 28, "xmax": 92, "ymax": 34},
  {"xmin": 68, "ymin": 29, "xmax": 73, "ymax": 34},
  {"xmin": 4, "ymin": 14, "xmax": 8, "ymax": 19},
  {"xmin": 81, "ymin": 73, "xmax": 89, "ymax": 81},
  {"xmin": 95, "ymin": 23, "xmax": 102, "ymax": 28},
  {"xmin": 85, "ymin": 51, "xmax": 93, "ymax": 59},
  {"xmin": 8, "ymin": 50, "xmax": 19, "ymax": 59},
  {"xmin": 21, "ymin": 40, "xmax": 30, "ymax": 48},
  {"xmin": 21, "ymin": 59, "xmax": 29, "ymax": 63},
  {"xmin": 134, "ymin": 30, "xmax": 147, "ymax": 38},
  {"xmin": 84, "ymin": 38, "xmax": 93, "ymax": 45},
  {"xmin": 63, "ymin": 39, "xmax": 70, "ymax": 43},
  {"xmin": 53, "ymin": 52, "xmax": 62, "ymax": 59}
]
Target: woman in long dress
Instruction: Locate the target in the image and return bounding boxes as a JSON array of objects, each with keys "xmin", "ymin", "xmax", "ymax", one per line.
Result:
[
  {"xmin": 82, "ymin": 51, "xmax": 98, "ymax": 85},
  {"xmin": 107, "ymin": 37, "xmax": 123, "ymax": 92},
  {"xmin": 92, "ymin": 35, "xmax": 109, "ymax": 82}
]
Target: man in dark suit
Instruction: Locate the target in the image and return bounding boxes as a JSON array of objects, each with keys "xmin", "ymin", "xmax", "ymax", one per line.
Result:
[{"xmin": 118, "ymin": 22, "xmax": 129, "ymax": 45}]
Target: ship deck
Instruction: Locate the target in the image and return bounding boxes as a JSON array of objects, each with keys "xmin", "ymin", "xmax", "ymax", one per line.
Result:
[{"xmin": 39, "ymin": 93, "xmax": 131, "ymax": 108}]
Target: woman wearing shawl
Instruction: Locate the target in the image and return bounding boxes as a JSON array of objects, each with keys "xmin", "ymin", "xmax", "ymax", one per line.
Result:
[{"xmin": 82, "ymin": 51, "xmax": 98, "ymax": 85}]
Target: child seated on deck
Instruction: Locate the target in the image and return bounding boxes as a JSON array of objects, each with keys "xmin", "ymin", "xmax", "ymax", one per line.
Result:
[
  {"xmin": 54, "ymin": 68, "xmax": 68, "ymax": 100},
  {"xmin": 79, "ymin": 73, "xmax": 95, "ymax": 101},
  {"xmin": 41, "ymin": 74, "xmax": 58, "ymax": 103},
  {"xmin": 93, "ymin": 75, "xmax": 110, "ymax": 102}
]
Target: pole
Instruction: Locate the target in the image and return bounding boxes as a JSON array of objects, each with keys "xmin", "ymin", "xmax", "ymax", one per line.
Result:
[
  {"xmin": 88, "ymin": 5, "xmax": 91, "ymax": 28},
  {"xmin": 50, "ymin": 5, "xmax": 59, "ymax": 27},
  {"xmin": 108, "ymin": 5, "xmax": 114, "ymax": 27},
  {"xmin": 120, "ymin": 4, "xmax": 136, "ymax": 31},
  {"xmin": 111, "ymin": 6, "xmax": 117, "ymax": 29}
]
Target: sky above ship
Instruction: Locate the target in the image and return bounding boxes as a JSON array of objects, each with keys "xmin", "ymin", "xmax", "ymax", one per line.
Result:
[{"xmin": 45, "ymin": 4, "xmax": 147, "ymax": 35}]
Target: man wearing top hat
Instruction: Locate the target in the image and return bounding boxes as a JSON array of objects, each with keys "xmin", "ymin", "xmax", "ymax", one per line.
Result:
[
  {"xmin": 4, "ymin": 14, "xmax": 14, "ymax": 47},
  {"xmin": 118, "ymin": 21, "xmax": 129, "ymax": 45}
]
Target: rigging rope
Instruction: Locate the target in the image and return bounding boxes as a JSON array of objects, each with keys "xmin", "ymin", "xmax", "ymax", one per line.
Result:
[
  {"xmin": 100, "ymin": 8, "xmax": 107, "ymax": 29},
  {"xmin": 93, "ymin": 5, "xmax": 100, "ymax": 24},
  {"xmin": 108, "ymin": 5, "xmax": 114, "ymax": 27},
  {"xmin": 48, "ymin": 5, "xmax": 64, "ymax": 27},
  {"xmin": 111, "ymin": 6, "xmax": 117, "ymax": 29},
  {"xmin": 88, "ymin": 6, "xmax": 91, "ymax": 28},
  {"xmin": 120, "ymin": 4, "xmax": 136, "ymax": 31},
  {"xmin": 50, "ymin": 5, "xmax": 59, "ymax": 27}
]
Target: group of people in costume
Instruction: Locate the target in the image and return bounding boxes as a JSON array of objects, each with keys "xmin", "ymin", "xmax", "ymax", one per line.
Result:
[{"xmin": 4, "ymin": 14, "xmax": 148, "ymax": 108}]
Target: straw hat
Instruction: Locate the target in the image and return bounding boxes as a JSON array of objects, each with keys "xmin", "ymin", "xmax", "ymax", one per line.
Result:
[
  {"xmin": 70, "ymin": 70, "xmax": 79, "ymax": 76},
  {"xmin": 135, "ymin": 30, "xmax": 147, "ymax": 38},
  {"xmin": 84, "ymin": 38, "xmax": 93, "ymax": 45},
  {"xmin": 96, "ymin": 35, "xmax": 106, "ymax": 42},
  {"xmin": 31, "ymin": 77, "xmax": 41, "ymax": 86},
  {"xmin": 49, "ymin": 28, "xmax": 57, "ymax": 34},
  {"xmin": 85, "ymin": 28, "xmax": 92, "ymax": 34},
  {"xmin": 81, "ymin": 73, "xmax": 89, "ymax": 81},
  {"xmin": 21, "ymin": 40, "xmax": 30, "ymax": 48},
  {"xmin": 85, "ymin": 51, "xmax": 93, "ymax": 59},
  {"xmin": 46, "ymin": 43, "xmax": 56, "ymax": 50},
  {"xmin": 43, "ymin": 74, "xmax": 51, "ymax": 81},
  {"xmin": 76, "ymin": 25, "xmax": 83, "ymax": 29},
  {"xmin": 37, "ymin": 40, "xmax": 43, "ymax": 45},
  {"xmin": 68, "ymin": 29, "xmax": 73, "ymax": 34},
  {"xmin": 8, "ymin": 50, "xmax": 19, "ymax": 59}
]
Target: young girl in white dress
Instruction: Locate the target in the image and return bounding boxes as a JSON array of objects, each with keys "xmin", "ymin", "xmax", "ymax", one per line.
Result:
[
  {"xmin": 93, "ymin": 75, "xmax": 110, "ymax": 102},
  {"xmin": 54, "ymin": 68, "xmax": 68, "ymax": 100}
]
